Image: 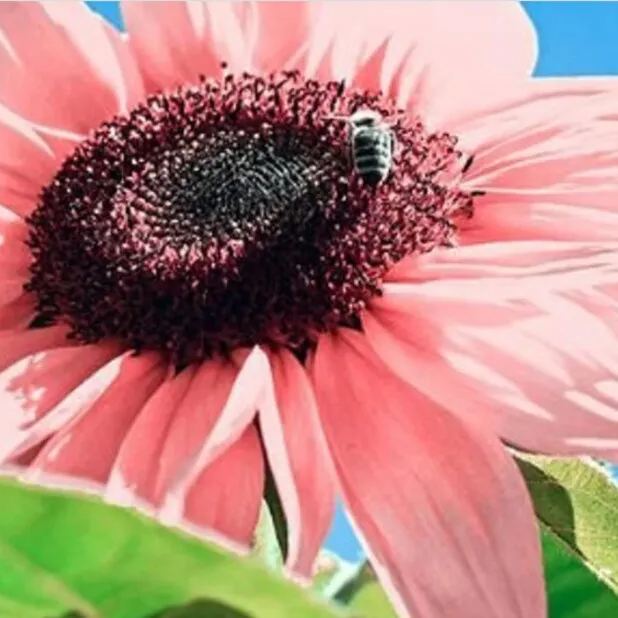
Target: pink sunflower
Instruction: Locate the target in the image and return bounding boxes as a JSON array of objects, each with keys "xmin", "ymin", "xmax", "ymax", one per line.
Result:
[{"xmin": 1, "ymin": 2, "xmax": 618, "ymax": 616}]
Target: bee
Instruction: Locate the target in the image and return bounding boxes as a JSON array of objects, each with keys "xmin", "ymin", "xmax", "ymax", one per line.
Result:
[{"xmin": 328, "ymin": 109, "xmax": 395, "ymax": 187}]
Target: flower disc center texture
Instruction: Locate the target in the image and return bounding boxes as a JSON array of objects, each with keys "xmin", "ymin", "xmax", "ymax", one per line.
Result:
[{"xmin": 26, "ymin": 70, "xmax": 474, "ymax": 364}]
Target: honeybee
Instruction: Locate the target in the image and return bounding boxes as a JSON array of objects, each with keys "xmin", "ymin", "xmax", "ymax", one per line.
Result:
[{"xmin": 328, "ymin": 109, "xmax": 395, "ymax": 187}]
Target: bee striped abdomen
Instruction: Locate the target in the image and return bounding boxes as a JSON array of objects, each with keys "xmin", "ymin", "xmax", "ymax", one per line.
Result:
[{"xmin": 352, "ymin": 128, "xmax": 393, "ymax": 186}]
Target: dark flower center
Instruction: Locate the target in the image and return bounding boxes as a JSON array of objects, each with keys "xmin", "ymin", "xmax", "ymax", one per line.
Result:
[{"xmin": 26, "ymin": 69, "xmax": 474, "ymax": 364}]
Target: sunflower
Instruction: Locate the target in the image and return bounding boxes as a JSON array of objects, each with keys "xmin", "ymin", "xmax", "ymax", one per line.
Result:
[{"xmin": 1, "ymin": 3, "xmax": 617, "ymax": 617}]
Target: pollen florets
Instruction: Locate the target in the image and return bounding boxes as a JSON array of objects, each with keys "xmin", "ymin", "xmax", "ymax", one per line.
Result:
[{"xmin": 26, "ymin": 69, "xmax": 474, "ymax": 364}]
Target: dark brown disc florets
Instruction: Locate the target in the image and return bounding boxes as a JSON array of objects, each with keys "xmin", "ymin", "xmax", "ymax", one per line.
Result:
[{"xmin": 26, "ymin": 69, "xmax": 474, "ymax": 365}]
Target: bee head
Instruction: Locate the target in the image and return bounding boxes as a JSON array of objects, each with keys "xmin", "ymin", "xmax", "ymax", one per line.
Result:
[{"xmin": 349, "ymin": 109, "xmax": 382, "ymax": 128}]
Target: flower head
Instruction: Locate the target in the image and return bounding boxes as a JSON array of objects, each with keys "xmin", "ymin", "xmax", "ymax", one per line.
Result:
[
  {"xmin": 1, "ymin": 3, "xmax": 617, "ymax": 617},
  {"xmin": 26, "ymin": 68, "xmax": 471, "ymax": 363}
]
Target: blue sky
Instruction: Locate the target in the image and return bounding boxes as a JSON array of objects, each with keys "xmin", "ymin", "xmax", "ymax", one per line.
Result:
[{"xmin": 85, "ymin": 0, "xmax": 618, "ymax": 562}]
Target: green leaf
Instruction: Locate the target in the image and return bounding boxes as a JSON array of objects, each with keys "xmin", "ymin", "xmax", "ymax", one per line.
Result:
[
  {"xmin": 516, "ymin": 454, "xmax": 618, "ymax": 593},
  {"xmin": 0, "ymin": 477, "xmax": 343, "ymax": 618},
  {"xmin": 543, "ymin": 530, "xmax": 618, "ymax": 617}
]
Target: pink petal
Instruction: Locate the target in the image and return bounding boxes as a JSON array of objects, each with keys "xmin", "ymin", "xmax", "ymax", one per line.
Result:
[
  {"xmin": 205, "ymin": 2, "xmax": 255, "ymax": 74},
  {"xmin": 105, "ymin": 364, "xmax": 197, "ymax": 506},
  {"xmin": 3, "ymin": 351, "xmax": 130, "ymax": 467},
  {"xmin": 159, "ymin": 347, "xmax": 269, "ymax": 524},
  {"xmin": 122, "ymin": 0, "xmax": 535, "ymax": 125},
  {"xmin": 0, "ymin": 2, "xmax": 143, "ymax": 132},
  {"xmin": 0, "ymin": 205, "xmax": 30, "ymax": 302},
  {"xmin": 123, "ymin": 359, "xmax": 240, "ymax": 508},
  {"xmin": 304, "ymin": 2, "xmax": 536, "ymax": 128},
  {"xmin": 100, "ymin": 17, "xmax": 145, "ymax": 109},
  {"xmin": 9, "ymin": 440, "xmax": 47, "ymax": 468},
  {"xmin": 350, "ymin": 39, "xmax": 389, "ymax": 93},
  {"xmin": 312, "ymin": 329, "xmax": 544, "ymax": 618},
  {"xmin": 369, "ymin": 241, "xmax": 618, "ymax": 460},
  {"xmin": 106, "ymin": 349, "xmax": 267, "ymax": 536},
  {"xmin": 0, "ymin": 294, "xmax": 36, "ymax": 331},
  {"xmin": 0, "ymin": 107, "xmax": 59, "ymax": 218},
  {"xmin": 25, "ymin": 352, "xmax": 166, "ymax": 484},
  {"xmin": 251, "ymin": 2, "xmax": 312, "ymax": 73},
  {"xmin": 123, "ymin": 0, "xmax": 286, "ymax": 90},
  {"xmin": 107, "ymin": 352, "xmax": 266, "ymax": 547},
  {"xmin": 122, "ymin": 1, "xmax": 221, "ymax": 94},
  {"xmin": 0, "ymin": 324, "xmax": 70, "ymax": 373},
  {"xmin": 261, "ymin": 348, "xmax": 335, "ymax": 577},
  {"xmin": 456, "ymin": 81, "xmax": 618, "ymax": 244},
  {"xmin": 454, "ymin": 79, "xmax": 617, "ymax": 153},
  {"xmin": 184, "ymin": 423, "xmax": 264, "ymax": 546},
  {"xmin": 0, "ymin": 341, "xmax": 121, "ymax": 462}
]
